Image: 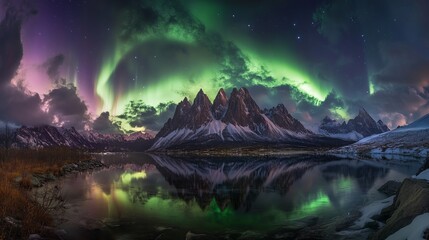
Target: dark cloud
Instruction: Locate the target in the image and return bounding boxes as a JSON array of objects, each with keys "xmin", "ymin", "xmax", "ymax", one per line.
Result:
[
  {"xmin": 42, "ymin": 54, "xmax": 65, "ymax": 85},
  {"xmin": 311, "ymin": 0, "xmax": 429, "ymax": 127},
  {"xmin": 43, "ymin": 85, "xmax": 90, "ymax": 130},
  {"xmin": 0, "ymin": 3, "xmax": 93, "ymax": 130},
  {"xmin": 0, "ymin": 84, "xmax": 51, "ymax": 126},
  {"xmin": 0, "ymin": 8, "xmax": 23, "ymax": 86},
  {"xmin": 92, "ymin": 112, "xmax": 121, "ymax": 134},
  {"xmin": 0, "ymin": 3, "xmax": 51, "ymax": 126},
  {"xmin": 117, "ymin": 100, "xmax": 176, "ymax": 132},
  {"xmin": 245, "ymin": 85, "xmax": 347, "ymax": 130}
]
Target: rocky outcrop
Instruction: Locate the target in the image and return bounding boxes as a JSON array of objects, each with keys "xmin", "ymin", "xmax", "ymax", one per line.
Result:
[
  {"xmin": 372, "ymin": 178, "xmax": 429, "ymax": 239},
  {"xmin": 378, "ymin": 180, "xmax": 402, "ymax": 197}
]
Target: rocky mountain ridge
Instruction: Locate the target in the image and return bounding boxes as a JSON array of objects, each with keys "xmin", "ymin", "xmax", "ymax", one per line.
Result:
[
  {"xmin": 152, "ymin": 88, "xmax": 318, "ymax": 150},
  {"xmin": 319, "ymin": 108, "xmax": 389, "ymax": 141},
  {"xmin": 9, "ymin": 125, "xmax": 154, "ymax": 150}
]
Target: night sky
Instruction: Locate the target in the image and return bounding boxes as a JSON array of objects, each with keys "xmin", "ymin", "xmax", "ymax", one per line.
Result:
[{"xmin": 1, "ymin": 0, "xmax": 429, "ymax": 133}]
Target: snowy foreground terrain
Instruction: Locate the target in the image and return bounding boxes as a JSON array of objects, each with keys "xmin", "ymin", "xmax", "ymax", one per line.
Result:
[
  {"xmin": 341, "ymin": 169, "xmax": 429, "ymax": 240},
  {"xmin": 337, "ymin": 114, "xmax": 429, "ymax": 157}
]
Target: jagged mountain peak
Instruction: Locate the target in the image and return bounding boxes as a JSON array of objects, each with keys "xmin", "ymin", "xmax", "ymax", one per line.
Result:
[
  {"xmin": 319, "ymin": 108, "xmax": 389, "ymax": 140},
  {"xmin": 223, "ymin": 87, "xmax": 262, "ymax": 126},
  {"xmin": 263, "ymin": 104, "xmax": 310, "ymax": 134},
  {"xmin": 212, "ymin": 88, "xmax": 229, "ymax": 120},
  {"xmin": 214, "ymin": 88, "xmax": 228, "ymax": 105},
  {"xmin": 322, "ymin": 115, "xmax": 334, "ymax": 121},
  {"xmin": 191, "ymin": 88, "xmax": 213, "ymax": 127},
  {"xmin": 192, "ymin": 88, "xmax": 212, "ymax": 108},
  {"xmin": 13, "ymin": 125, "xmax": 153, "ymax": 150},
  {"xmin": 152, "ymin": 87, "xmax": 313, "ymax": 150},
  {"xmin": 356, "ymin": 107, "xmax": 373, "ymax": 120},
  {"xmin": 273, "ymin": 104, "xmax": 289, "ymax": 114}
]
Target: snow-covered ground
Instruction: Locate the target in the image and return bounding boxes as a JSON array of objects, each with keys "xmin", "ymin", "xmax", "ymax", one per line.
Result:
[
  {"xmin": 353, "ymin": 196, "xmax": 395, "ymax": 228},
  {"xmin": 323, "ymin": 112, "xmax": 429, "ymax": 154},
  {"xmin": 336, "ymin": 115, "xmax": 429, "ymax": 157},
  {"xmin": 413, "ymin": 169, "xmax": 429, "ymax": 181},
  {"xmin": 386, "ymin": 213, "xmax": 429, "ymax": 240}
]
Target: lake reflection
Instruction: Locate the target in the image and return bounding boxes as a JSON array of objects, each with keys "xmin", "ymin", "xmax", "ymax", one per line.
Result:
[{"xmin": 59, "ymin": 153, "xmax": 421, "ymax": 239}]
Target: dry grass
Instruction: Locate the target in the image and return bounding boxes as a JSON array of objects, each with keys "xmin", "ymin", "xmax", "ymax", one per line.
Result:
[{"xmin": 0, "ymin": 147, "xmax": 91, "ymax": 239}]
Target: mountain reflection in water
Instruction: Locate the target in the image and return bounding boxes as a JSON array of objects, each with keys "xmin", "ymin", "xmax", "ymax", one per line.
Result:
[{"xmin": 59, "ymin": 153, "xmax": 421, "ymax": 239}]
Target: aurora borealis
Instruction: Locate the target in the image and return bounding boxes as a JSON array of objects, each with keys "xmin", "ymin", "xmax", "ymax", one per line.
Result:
[{"xmin": 1, "ymin": 0, "xmax": 429, "ymax": 132}]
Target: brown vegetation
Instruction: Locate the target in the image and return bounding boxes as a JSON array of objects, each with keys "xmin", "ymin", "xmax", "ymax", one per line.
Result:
[{"xmin": 0, "ymin": 147, "xmax": 91, "ymax": 240}]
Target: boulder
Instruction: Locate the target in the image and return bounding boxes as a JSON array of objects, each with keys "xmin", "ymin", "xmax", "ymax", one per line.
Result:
[
  {"xmin": 28, "ymin": 234, "xmax": 42, "ymax": 240},
  {"xmin": 378, "ymin": 180, "xmax": 401, "ymax": 196},
  {"xmin": 372, "ymin": 178, "xmax": 429, "ymax": 239}
]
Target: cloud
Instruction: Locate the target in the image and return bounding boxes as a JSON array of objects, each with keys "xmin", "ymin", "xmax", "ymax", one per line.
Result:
[
  {"xmin": 244, "ymin": 84, "xmax": 348, "ymax": 127},
  {"xmin": 43, "ymin": 85, "xmax": 90, "ymax": 130},
  {"xmin": 117, "ymin": 100, "xmax": 176, "ymax": 132},
  {"xmin": 42, "ymin": 54, "xmax": 65, "ymax": 85},
  {"xmin": 92, "ymin": 112, "xmax": 121, "ymax": 134},
  {"xmin": 0, "ymin": 3, "xmax": 51, "ymax": 126},
  {"xmin": 0, "ymin": 8, "xmax": 23, "ymax": 86},
  {"xmin": 0, "ymin": 85, "xmax": 51, "ymax": 126}
]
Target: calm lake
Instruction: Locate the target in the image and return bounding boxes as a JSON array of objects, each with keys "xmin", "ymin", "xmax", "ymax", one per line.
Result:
[{"xmin": 57, "ymin": 153, "xmax": 423, "ymax": 240}]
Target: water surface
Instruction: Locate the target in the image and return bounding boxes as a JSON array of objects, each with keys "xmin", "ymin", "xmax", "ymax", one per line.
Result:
[{"xmin": 58, "ymin": 153, "xmax": 423, "ymax": 240}]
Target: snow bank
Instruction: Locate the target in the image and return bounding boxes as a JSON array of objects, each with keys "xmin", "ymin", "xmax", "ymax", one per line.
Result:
[
  {"xmin": 413, "ymin": 169, "xmax": 429, "ymax": 181},
  {"xmin": 386, "ymin": 213, "xmax": 429, "ymax": 240},
  {"xmin": 354, "ymin": 196, "xmax": 395, "ymax": 228}
]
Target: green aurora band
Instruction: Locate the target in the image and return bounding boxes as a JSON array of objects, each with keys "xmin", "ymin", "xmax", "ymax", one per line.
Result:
[
  {"xmin": 95, "ymin": 40, "xmax": 332, "ymax": 119},
  {"xmin": 94, "ymin": 0, "xmax": 341, "ymax": 131}
]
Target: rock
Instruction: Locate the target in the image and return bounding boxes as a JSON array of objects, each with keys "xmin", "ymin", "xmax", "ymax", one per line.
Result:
[
  {"xmin": 53, "ymin": 229, "xmax": 67, "ymax": 238},
  {"xmin": 4, "ymin": 216, "xmax": 21, "ymax": 227},
  {"xmin": 372, "ymin": 178, "xmax": 429, "ymax": 239},
  {"xmin": 334, "ymin": 211, "xmax": 362, "ymax": 231},
  {"xmin": 31, "ymin": 176, "xmax": 42, "ymax": 187},
  {"xmin": 282, "ymin": 217, "xmax": 319, "ymax": 232},
  {"xmin": 237, "ymin": 231, "xmax": 265, "ymax": 240},
  {"xmin": 185, "ymin": 231, "xmax": 206, "ymax": 240},
  {"xmin": 14, "ymin": 176, "xmax": 23, "ymax": 184},
  {"xmin": 45, "ymin": 172, "xmax": 56, "ymax": 181},
  {"xmin": 28, "ymin": 234, "xmax": 42, "ymax": 240},
  {"xmin": 364, "ymin": 221, "xmax": 379, "ymax": 230},
  {"xmin": 378, "ymin": 180, "xmax": 401, "ymax": 196}
]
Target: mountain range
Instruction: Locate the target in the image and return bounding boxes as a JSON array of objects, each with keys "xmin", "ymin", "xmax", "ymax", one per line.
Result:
[
  {"xmin": 318, "ymin": 108, "xmax": 389, "ymax": 141},
  {"xmin": 152, "ymin": 88, "xmax": 314, "ymax": 150},
  {"xmin": 150, "ymin": 87, "xmax": 388, "ymax": 150},
  {"xmin": 7, "ymin": 125, "xmax": 154, "ymax": 151},
  {"xmin": 337, "ymin": 113, "xmax": 429, "ymax": 156},
  {"xmin": 1, "ymin": 87, "xmax": 397, "ymax": 152}
]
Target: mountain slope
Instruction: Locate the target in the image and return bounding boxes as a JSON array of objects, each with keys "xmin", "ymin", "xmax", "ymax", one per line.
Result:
[
  {"xmin": 151, "ymin": 88, "xmax": 337, "ymax": 150},
  {"xmin": 12, "ymin": 125, "xmax": 154, "ymax": 150},
  {"xmin": 319, "ymin": 108, "xmax": 389, "ymax": 141},
  {"xmin": 336, "ymin": 113, "xmax": 429, "ymax": 156}
]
